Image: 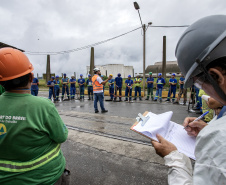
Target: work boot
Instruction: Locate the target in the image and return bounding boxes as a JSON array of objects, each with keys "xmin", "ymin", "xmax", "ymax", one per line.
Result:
[
  {"xmin": 173, "ymin": 101, "xmax": 179, "ymax": 104},
  {"xmin": 139, "ymin": 98, "xmax": 142, "ymax": 101},
  {"xmin": 133, "ymin": 98, "xmax": 136, "ymax": 100},
  {"xmin": 160, "ymin": 99, "xmax": 162, "ymax": 103},
  {"xmin": 165, "ymin": 99, "xmax": 170, "ymax": 102},
  {"xmin": 145, "ymin": 97, "xmax": 149, "ymax": 100},
  {"xmin": 101, "ymin": 110, "xmax": 108, "ymax": 113},
  {"xmin": 124, "ymin": 99, "xmax": 128, "ymax": 101},
  {"xmin": 154, "ymin": 99, "xmax": 157, "ymax": 101},
  {"xmin": 95, "ymin": 110, "xmax": 99, "ymax": 113},
  {"xmin": 119, "ymin": 98, "xmax": 122, "ymax": 102}
]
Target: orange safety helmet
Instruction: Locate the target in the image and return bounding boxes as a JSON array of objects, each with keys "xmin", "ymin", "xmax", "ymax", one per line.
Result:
[{"xmin": 0, "ymin": 47, "xmax": 34, "ymax": 81}]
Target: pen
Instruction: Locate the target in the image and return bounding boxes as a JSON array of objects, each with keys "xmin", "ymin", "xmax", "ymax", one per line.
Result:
[{"xmin": 184, "ymin": 111, "xmax": 209, "ymax": 129}]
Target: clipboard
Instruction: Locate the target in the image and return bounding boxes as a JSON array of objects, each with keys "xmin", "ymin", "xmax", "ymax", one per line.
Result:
[{"xmin": 130, "ymin": 111, "xmax": 155, "ymax": 141}]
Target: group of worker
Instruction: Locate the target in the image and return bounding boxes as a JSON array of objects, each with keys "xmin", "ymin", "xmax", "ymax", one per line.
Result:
[{"xmin": 31, "ymin": 71, "xmax": 189, "ymax": 104}]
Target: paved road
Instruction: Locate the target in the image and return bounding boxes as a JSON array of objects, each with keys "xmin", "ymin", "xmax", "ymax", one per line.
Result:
[{"xmin": 38, "ymin": 91, "xmax": 197, "ymax": 185}]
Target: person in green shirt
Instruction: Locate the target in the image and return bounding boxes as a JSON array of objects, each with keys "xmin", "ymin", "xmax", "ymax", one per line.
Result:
[{"xmin": 0, "ymin": 48, "xmax": 69, "ymax": 185}]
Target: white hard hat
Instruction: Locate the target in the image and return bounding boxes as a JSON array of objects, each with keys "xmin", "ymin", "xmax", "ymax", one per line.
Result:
[{"xmin": 93, "ymin": 68, "xmax": 100, "ymax": 72}]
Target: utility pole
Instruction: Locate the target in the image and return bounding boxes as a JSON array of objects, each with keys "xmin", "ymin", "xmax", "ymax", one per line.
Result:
[
  {"xmin": 90, "ymin": 47, "xmax": 94, "ymax": 76},
  {"xmin": 162, "ymin": 36, "xmax": 166, "ymax": 79},
  {"xmin": 143, "ymin": 24, "xmax": 146, "ymax": 96},
  {"xmin": 46, "ymin": 55, "xmax": 50, "ymax": 82}
]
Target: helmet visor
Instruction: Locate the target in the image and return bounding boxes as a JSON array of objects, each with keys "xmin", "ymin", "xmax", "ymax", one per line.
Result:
[{"xmin": 185, "ymin": 36, "xmax": 226, "ymax": 88}]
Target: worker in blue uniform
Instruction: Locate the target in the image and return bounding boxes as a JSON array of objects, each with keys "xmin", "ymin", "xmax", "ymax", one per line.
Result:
[
  {"xmin": 124, "ymin": 75, "xmax": 133, "ymax": 102},
  {"xmin": 31, "ymin": 74, "xmax": 39, "ymax": 96},
  {"xmin": 86, "ymin": 74, "xmax": 93, "ymax": 100},
  {"xmin": 114, "ymin": 73, "xmax": 123, "ymax": 101},
  {"xmin": 47, "ymin": 76, "xmax": 55, "ymax": 100},
  {"xmin": 145, "ymin": 72, "xmax": 154, "ymax": 100},
  {"xmin": 70, "ymin": 75, "xmax": 76, "ymax": 99},
  {"xmin": 154, "ymin": 73, "xmax": 166, "ymax": 102},
  {"xmin": 61, "ymin": 73, "xmax": 70, "ymax": 100},
  {"xmin": 54, "ymin": 75, "xmax": 60, "ymax": 101},
  {"xmin": 108, "ymin": 74, "xmax": 114, "ymax": 101},
  {"xmin": 78, "ymin": 74, "xmax": 85, "ymax": 100},
  {"xmin": 101, "ymin": 75, "xmax": 105, "ymax": 98},
  {"xmin": 166, "ymin": 73, "xmax": 178, "ymax": 102},
  {"xmin": 133, "ymin": 76, "xmax": 142, "ymax": 100},
  {"xmin": 194, "ymin": 86, "xmax": 202, "ymax": 111}
]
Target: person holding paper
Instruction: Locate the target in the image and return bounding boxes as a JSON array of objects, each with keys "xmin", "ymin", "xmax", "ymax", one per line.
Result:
[
  {"xmin": 124, "ymin": 75, "xmax": 133, "ymax": 102},
  {"xmin": 166, "ymin": 73, "xmax": 177, "ymax": 102},
  {"xmin": 154, "ymin": 73, "xmax": 165, "ymax": 102},
  {"xmin": 151, "ymin": 15, "xmax": 226, "ymax": 185}
]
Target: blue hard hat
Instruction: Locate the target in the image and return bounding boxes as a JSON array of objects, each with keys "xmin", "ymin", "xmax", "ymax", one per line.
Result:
[
  {"xmin": 101, "ymin": 75, "xmax": 103, "ymax": 77},
  {"xmin": 51, "ymin": 76, "xmax": 55, "ymax": 79},
  {"xmin": 128, "ymin": 75, "xmax": 131, "ymax": 78},
  {"xmin": 172, "ymin": 73, "xmax": 176, "ymax": 76},
  {"xmin": 80, "ymin": 74, "xmax": 83, "ymax": 76},
  {"xmin": 118, "ymin": 73, "xmax": 121, "ymax": 76},
  {"xmin": 56, "ymin": 75, "xmax": 59, "ymax": 78},
  {"xmin": 88, "ymin": 74, "xmax": 91, "ymax": 77},
  {"xmin": 64, "ymin": 73, "xmax": 66, "ymax": 76},
  {"xmin": 158, "ymin": 73, "xmax": 162, "ymax": 76}
]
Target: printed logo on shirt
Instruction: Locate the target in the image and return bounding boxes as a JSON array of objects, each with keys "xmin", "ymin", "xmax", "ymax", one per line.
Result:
[
  {"xmin": 0, "ymin": 123, "xmax": 7, "ymax": 139},
  {"xmin": 0, "ymin": 115, "xmax": 26, "ymax": 124}
]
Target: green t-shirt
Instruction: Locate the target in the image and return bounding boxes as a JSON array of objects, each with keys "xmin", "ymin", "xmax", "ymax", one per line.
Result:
[
  {"xmin": 0, "ymin": 85, "xmax": 5, "ymax": 95},
  {"xmin": 0, "ymin": 92, "xmax": 68, "ymax": 185}
]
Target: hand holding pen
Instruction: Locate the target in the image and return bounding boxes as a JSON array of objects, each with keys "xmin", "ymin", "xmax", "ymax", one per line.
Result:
[{"xmin": 183, "ymin": 111, "xmax": 209, "ymax": 137}]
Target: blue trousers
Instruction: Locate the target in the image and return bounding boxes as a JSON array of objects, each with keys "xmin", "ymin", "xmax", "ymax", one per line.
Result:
[
  {"xmin": 80, "ymin": 86, "xmax": 84, "ymax": 99},
  {"xmin": 70, "ymin": 87, "xmax": 76, "ymax": 99},
  {"xmin": 155, "ymin": 88, "xmax": 163, "ymax": 100},
  {"xmin": 109, "ymin": 87, "xmax": 114, "ymax": 99},
  {"xmin": 88, "ymin": 86, "xmax": 93, "ymax": 99},
  {"xmin": 195, "ymin": 87, "xmax": 201, "ymax": 109},
  {"xmin": 94, "ymin": 92, "xmax": 105, "ymax": 111},
  {"xmin": 31, "ymin": 90, "xmax": 38, "ymax": 96},
  {"xmin": 54, "ymin": 87, "xmax": 60, "ymax": 101},
  {"xmin": 62, "ymin": 86, "xmax": 69, "ymax": 99},
  {"xmin": 48, "ymin": 89, "xmax": 54, "ymax": 99},
  {"xmin": 167, "ymin": 87, "xmax": 176, "ymax": 101},
  {"xmin": 134, "ymin": 86, "xmax": 141, "ymax": 99},
  {"xmin": 125, "ymin": 87, "xmax": 132, "ymax": 100}
]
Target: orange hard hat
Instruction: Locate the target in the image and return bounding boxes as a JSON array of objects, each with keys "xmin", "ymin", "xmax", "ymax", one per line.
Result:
[{"xmin": 0, "ymin": 47, "xmax": 34, "ymax": 81}]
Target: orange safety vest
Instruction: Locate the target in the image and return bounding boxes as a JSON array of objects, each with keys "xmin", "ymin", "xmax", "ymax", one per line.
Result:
[{"xmin": 92, "ymin": 75, "xmax": 103, "ymax": 92}]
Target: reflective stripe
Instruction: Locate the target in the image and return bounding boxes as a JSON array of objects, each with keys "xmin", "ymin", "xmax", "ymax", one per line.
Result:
[
  {"xmin": 92, "ymin": 75, "xmax": 103, "ymax": 92},
  {"xmin": 0, "ymin": 144, "xmax": 61, "ymax": 172}
]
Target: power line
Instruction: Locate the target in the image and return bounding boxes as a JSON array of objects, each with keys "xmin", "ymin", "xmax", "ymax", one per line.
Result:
[
  {"xmin": 25, "ymin": 25, "xmax": 189, "ymax": 56},
  {"xmin": 25, "ymin": 27, "xmax": 142, "ymax": 55}
]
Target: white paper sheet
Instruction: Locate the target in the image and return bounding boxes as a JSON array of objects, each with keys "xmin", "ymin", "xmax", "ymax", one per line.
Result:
[{"xmin": 132, "ymin": 111, "xmax": 196, "ymax": 160}]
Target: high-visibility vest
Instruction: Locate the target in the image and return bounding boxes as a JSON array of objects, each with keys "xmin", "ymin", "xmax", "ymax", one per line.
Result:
[
  {"xmin": 135, "ymin": 78, "xmax": 142, "ymax": 87},
  {"xmin": 0, "ymin": 144, "xmax": 61, "ymax": 172},
  {"xmin": 92, "ymin": 75, "xmax": 103, "ymax": 92}
]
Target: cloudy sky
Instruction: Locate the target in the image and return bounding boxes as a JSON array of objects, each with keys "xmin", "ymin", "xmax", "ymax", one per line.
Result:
[{"xmin": 1, "ymin": 0, "xmax": 226, "ymax": 78}]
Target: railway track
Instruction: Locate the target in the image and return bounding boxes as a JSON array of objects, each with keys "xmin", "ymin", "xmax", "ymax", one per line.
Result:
[{"xmin": 66, "ymin": 124, "xmax": 152, "ymax": 147}]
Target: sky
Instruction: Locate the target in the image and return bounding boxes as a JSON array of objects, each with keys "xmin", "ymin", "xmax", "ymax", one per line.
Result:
[{"xmin": 1, "ymin": 0, "xmax": 226, "ymax": 78}]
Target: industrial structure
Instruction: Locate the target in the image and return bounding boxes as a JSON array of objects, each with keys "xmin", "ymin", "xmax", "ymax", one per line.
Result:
[
  {"xmin": 144, "ymin": 61, "xmax": 181, "ymax": 77},
  {"xmin": 86, "ymin": 64, "xmax": 134, "ymax": 78}
]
